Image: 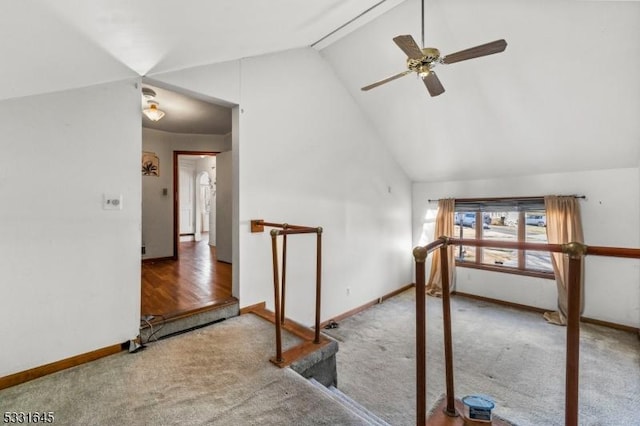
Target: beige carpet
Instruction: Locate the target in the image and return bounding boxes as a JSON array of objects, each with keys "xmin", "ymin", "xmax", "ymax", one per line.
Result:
[
  {"xmin": 3, "ymin": 290, "xmax": 638, "ymax": 425},
  {"xmin": 0, "ymin": 314, "xmax": 368, "ymax": 425},
  {"xmin": 323, "ymin": 288, "xmax": 640, "ymax": 426}
]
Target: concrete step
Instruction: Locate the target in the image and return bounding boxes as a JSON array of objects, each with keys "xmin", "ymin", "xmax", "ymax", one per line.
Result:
[{"xmin": 309, "ymin": 378, "xmax": 390, "ymax": 426}]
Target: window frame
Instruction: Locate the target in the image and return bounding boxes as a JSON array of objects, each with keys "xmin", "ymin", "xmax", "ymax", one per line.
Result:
[{"xmin": 453, "ymin": 199, "xmax": 555, "ymax": 280}]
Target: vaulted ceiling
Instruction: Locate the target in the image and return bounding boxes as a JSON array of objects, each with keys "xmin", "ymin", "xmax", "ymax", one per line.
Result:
[
  {"xmin": 322, "ymin": 0, "xmax": 640, "ymax": 181},
  {"xmin": 0, "ymin": 0, "xmax": 401, "ymax": 100},
  {"xmin": 1, "ymin": 0, "xmax": 638, "ymax": 182}
]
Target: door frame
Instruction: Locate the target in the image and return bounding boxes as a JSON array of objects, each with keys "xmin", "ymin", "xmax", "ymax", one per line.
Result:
[{"xmin": 173, "ymin": 150, "xmax": 219, "ymax": 259}]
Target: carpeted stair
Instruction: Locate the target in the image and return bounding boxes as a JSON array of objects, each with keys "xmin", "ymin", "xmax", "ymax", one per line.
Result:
[{"xmin": 309, "ymin": 378, "xmax": 391, "ymax": 426}]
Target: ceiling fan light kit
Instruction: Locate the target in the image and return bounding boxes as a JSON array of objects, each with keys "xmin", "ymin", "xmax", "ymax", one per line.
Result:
[{"xmin": 361, "ymin": 0, "xmax": 507, "ymax": 97}]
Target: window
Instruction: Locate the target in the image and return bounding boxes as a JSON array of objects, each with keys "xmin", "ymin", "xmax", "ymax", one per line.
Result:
[{"xmin": 453, "ymin": 198, "xmax": 554, "ymax": 278}]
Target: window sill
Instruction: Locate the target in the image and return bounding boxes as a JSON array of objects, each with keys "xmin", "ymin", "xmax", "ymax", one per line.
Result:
[{"xmin": 455, "ymin": 261, "xmax": 555, "ymax": 280}]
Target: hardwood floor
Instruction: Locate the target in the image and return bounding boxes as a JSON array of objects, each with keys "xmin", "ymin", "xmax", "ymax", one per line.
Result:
[{"xmin": 141, "ymin": 237, "xmax": 234, "ymax": 318}]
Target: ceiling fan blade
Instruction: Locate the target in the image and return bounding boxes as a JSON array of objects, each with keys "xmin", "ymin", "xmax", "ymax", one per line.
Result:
[
  {"xmin": 442, "ymin": 39, "xmax": 507, "ymax": 64},
  {"xmin": 393, "ymin": 35, "xmax": 424, "ymax": 59},
  {"xmin": 423, "ymin": 71, "xmax": 445, "ymax": 97},
  {"xmin": 361, "ymin": 70, "xmax": 413, "ymax": 91}
]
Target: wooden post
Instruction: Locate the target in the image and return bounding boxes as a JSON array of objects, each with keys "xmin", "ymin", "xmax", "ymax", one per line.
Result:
[
  {"xmin": 270, "ymin": 230, "xmax": 283, "ymax": 362},
  {"xmin": 564, "ymin": 242, "xmax": 586, "ymax": 426},
  {"xmin": 314, "ymin": 228, "xmax": 323, "ymax": 344},
  {"xmin": 413, "ymin": 246, "xmax": 428, "ymax": 426},
  {"xmin": 440, "ymin": 243, "xmax": 457, "ymax": 417}
]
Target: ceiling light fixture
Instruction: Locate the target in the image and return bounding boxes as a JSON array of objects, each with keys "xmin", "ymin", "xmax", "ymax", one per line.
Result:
[
  {"xmin": 143, "ymin": 101, "xmax": 165, "ymax": 121},
  {"xmin": 141, "ymin": 87, "xmax": 166, "ymax": 121},
  {"xmin": 142, "ymin": 87, "xmax": 156, "ymax": 100}
]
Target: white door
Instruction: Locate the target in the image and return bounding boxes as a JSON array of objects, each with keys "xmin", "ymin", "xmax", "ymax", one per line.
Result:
[{"xmin": 179, "ymin": 166, "xmax": 195, "ymax": 235}]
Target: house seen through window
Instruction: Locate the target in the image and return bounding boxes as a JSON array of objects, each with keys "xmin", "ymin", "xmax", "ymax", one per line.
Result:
[{"xmin": 453, "ymin": 198, "xmax": 553, "ymax": 277}]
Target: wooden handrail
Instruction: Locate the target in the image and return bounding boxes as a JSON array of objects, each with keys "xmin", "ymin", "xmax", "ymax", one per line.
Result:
[
  {"xmin": 272, "ymin": 227, "xmax": 320, "ymax": 235},
  {"xmin": 251, "ymin": 219, "xmax": 315, "ymax": 232},
  {"xmin": 413, "ymin": 238, "xmax": 640, "ymax": 426},
  {"xmin": 447, "ymin": 237, "xmax": 565, "ymax": 253},
  {"xmin": 446, "ymin": 237, "xmax": 640, "ymax": 259},
  {"xmin": 585, "ymin": 245, "xmax": 640, "ymax": 258},
  {"xmin": 253, "ymin": 219, "xmax": 323, "ymax": 365},
  {"xmin": 262, "ymin": 222, "xmax": 313, "ymax": 230},
  {"xmin": 422, "ymin": 238, "xmax": 447, "ymax": 254}
]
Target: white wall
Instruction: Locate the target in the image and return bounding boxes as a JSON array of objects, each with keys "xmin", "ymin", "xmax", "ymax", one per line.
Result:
[
  {"xmin": 413, "ymin": 167, "xmax": 640, "ymax": 328},
  {"xmin": 141, "ymin": 128, "xmax": 229, "ymax": 259},
  {"xmin": 0, "ymin": 80, "xmax": 142, "ymax": 377},
  {"xmin": 237, "ymin": 48, "xmax": 413, "ymax": 326},
  {"xmin": 148, "ymin": 60, "xmax": 240, "ymax": 105},
  {"xmin": 231, "ymin": 107, "xmax": 240, "ymax": 299},
  {"xmin": 153, "ymin": 48, "xmax": 414, "ymax": 326},
  {"xmin": 216, "ymin": 151, "xmax": 233, "ymax": 263}
]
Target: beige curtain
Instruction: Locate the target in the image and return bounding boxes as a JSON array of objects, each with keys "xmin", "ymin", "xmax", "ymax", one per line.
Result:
[
  {"xmin": 426, "ymin": 199, "xmax": 455, "ymax": 297},
  {"xmin": 544, "ymin": 196, "xmax": 584, "ymax": 325}
]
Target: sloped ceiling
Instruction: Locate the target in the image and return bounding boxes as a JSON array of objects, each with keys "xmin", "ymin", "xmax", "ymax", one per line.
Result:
[
  {"xmin": 140, "ymin": 83, "xmax": 232, "ymax": 134},
  {"xmin": 322, "ymin": 0, "xmax": 640, "ymax": 181},
  {"xmin": 0, "ymin": 0, "xmax": 401, "ymax": 100},
  {"xmin": 1, "ymin": 0, "xmax": 638, "ymax": 181}
]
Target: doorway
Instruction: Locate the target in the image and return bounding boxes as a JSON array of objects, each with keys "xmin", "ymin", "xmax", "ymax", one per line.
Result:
[
  {"xmin": 176, "ymin": 153, "xmax": 215, "ymax": 246},
  {"xmin": 140, "ymin": 150, "xmax": 233, "ymax": 319},
  {"xmin": 178, "ymin": 157, "xmax": 196, "ymax": 240},
  {"xmin": 173, "ymin": 151, "xmax": 218, "ymax": 258},
  {"xmin": 139, "ymin": 82, "xmax": 238, "ymax": 321}
]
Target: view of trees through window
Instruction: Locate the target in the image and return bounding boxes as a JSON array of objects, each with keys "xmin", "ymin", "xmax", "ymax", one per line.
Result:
[{"xmin": 453, "ymin": 205, "xmax": 553, "ymax": 276}]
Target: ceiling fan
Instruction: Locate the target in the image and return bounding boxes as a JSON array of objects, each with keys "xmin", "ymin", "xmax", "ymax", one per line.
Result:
[{"xmin": 361, "ymin": 1, "xmax": 507, "ymax": 97}]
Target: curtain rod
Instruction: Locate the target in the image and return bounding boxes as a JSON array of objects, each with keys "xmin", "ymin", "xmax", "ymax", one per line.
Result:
[{"xmin": 427, "ymin": 195, "xmax": 586, "ymax": 203}]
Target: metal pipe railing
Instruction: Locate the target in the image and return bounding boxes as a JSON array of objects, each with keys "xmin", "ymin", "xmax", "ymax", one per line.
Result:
[
  {"xmin": 314, "ymin": 229, "xmax": 323, "ymax": 344},
  {"xmin": 270, "ymin": 230, "xmax": 283, "ymax": 362},
  {"xmin": 252, "ymin": 219, "xmax": 314, "ymax": 231},
  {"xmin": 413, "ymin": 237, "xmax": 640, "ymax": 426},
  {"xmin": 252, "ymin": 219, "xmax": 323, "ymax": 363},
  {"xmin": 281, "ymin": 226, "xmax": 288, "ymax": 325}
]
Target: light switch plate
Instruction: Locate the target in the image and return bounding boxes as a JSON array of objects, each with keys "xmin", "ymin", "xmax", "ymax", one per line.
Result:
[{"xmin": 103, "ymin": 194, "xmax": 122, "ymax": 210}]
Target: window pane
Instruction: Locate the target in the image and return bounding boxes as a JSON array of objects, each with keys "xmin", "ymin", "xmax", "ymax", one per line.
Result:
[
  {"xmin": 453, "ymin": 202, "xmax": 554, "ymax": 276},
  {"xmin": 454, "ymin": 220, "xmax": 476, "ymax": 262},
  {"xmin": 525, "ymin": 211, "xmax": 553, "ymax": 272},
  {"xmin": 481, "ymin": 211, "xmax": 518, "ymax": 267}
]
